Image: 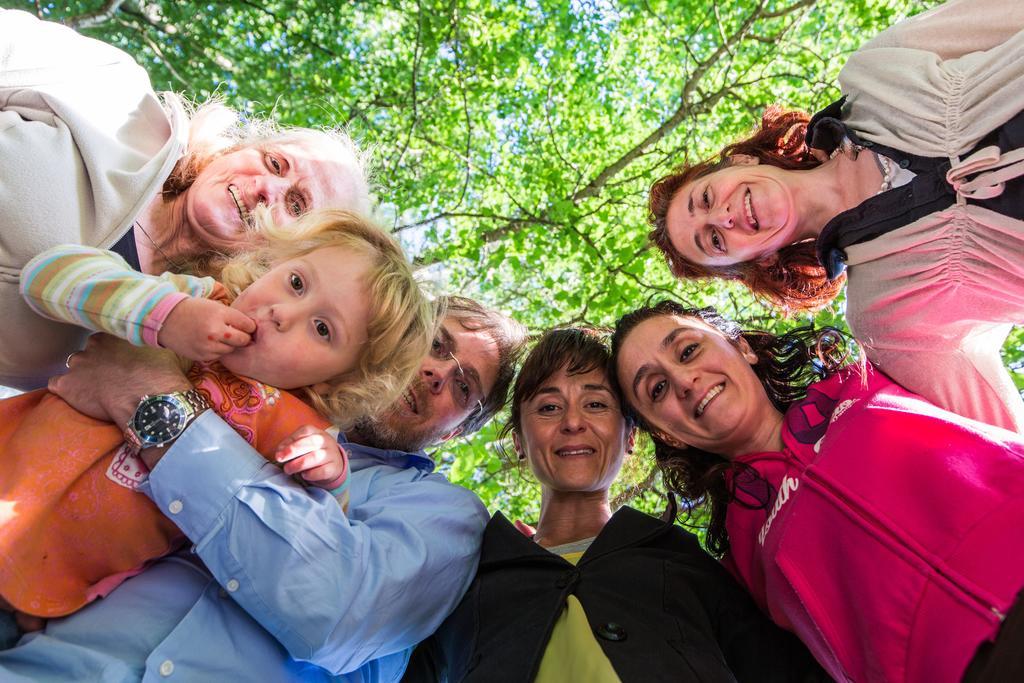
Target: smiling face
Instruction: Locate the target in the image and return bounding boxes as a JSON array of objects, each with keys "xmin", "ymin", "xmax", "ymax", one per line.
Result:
[
  {"xmin": 515, "ymin": 366, "xmax": 632, "ymax": 495},
  {"xmin": 352, "ymin": 317, "xmax": 502, "ymax": 451},
  {"xmin": 666, "ymin": 158, "xmax": 807, "ymax": 267},
  {"xmin": 182, "ymin": 138, "xmax": 364, "ymax": 251},
  {"xmin": 219, "ymin": 245, "xmax": 371, "ymax": 390},
  {"xmin": 615, "ymin": 314, "xmax": 783, "ymax": 459}
]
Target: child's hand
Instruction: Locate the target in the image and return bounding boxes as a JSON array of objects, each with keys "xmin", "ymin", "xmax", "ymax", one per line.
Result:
[
  {"xmin": 158, "ymin": 298, "xmax": 256, "ymax": 362},
  {"xmin": 274, "ymin": 425, "xmax": 348, "ymax": 491}
]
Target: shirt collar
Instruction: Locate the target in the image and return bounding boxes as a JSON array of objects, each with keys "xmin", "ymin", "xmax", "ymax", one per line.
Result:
[{"xmin": 337, "ymin": 432, "xmax": 436, "ymax": 473}]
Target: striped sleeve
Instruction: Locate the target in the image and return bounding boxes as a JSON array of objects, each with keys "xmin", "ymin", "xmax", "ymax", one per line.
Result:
[{"xmin": 20, "ymin": 244, "xmax": 219, "ymax": 347}]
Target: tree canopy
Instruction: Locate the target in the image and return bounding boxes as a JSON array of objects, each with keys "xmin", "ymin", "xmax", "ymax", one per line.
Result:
[{"xmin": 11, "ymin": 0, "xmax": 1019, "ymax": 525}]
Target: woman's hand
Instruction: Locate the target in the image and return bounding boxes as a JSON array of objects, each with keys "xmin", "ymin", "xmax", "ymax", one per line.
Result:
[
  {"xmin": 0, "ymin": 595, "xmax": 46, "ymax": 635},
  {"xmin": 514, "ymin": 520, "xmax": 537, "ymax": 537},
  {"xmin": 158, "ymin": 298, "xmax": 256, "ymax": 362},
  {"xmin": 14, "ymin": 611, "xmax": 45, "ymax": 634},
  {"xmin": 274, "ymin": 425, "xmax": 349, "ymax": 491}
]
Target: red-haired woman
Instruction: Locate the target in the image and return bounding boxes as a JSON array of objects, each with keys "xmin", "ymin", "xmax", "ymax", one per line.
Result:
[{"xmin": 648, "ymin": 0, "xmax": 1024, "ymax": 433}]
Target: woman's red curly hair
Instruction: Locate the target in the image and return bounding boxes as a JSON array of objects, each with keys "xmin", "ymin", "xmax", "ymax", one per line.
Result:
[{"xmin": 649, "ymin": 106, "xmax": 845, "ymax": 313}]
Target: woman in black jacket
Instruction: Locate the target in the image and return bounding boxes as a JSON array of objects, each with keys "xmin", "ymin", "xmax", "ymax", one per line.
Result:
[{"xmin": 404, "ymin": 327, "xmax": 823, "ymax": 682}]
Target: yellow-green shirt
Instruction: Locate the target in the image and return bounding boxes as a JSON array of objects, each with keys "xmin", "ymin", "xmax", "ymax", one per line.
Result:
[{"xmin": 533, "ymin": 540, "xmax": 621, "ymax": 683}]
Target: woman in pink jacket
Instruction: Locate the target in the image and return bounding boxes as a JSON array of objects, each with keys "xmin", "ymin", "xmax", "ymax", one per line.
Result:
[{"xmin": 610, "ymin": 299, "xmax": 1024, "ymax": 683}]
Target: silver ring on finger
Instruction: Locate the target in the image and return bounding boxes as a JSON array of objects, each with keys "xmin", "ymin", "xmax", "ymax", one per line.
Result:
[{"xmin": 65, "ymin": 351, "xmax": 79, "ymax": 369}]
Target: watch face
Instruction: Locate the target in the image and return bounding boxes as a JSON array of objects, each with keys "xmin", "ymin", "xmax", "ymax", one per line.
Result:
[{"xmin": 131, "ymin": 396, "xmax": 187, "ymax": 447}]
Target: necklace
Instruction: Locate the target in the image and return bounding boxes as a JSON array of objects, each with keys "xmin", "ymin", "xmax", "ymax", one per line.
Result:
[
  {"xmin": 873, "ymin": 152, "xmax": 895, "ymax": 194},
  {"xmin": 831, "ymin": 137, "xmax": 895, "ymax": 195},
  {"xmin": 829, "ymin": 137, "xmax": 861, "ymax": 161},
  {"xmin": 134, "ymin": 220, "xmax": 185, "ymax": 272}
]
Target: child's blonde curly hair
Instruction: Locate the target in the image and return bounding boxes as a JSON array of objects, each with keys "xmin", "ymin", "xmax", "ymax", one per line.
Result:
[{"xmin": 212, "ymin": 208, "xmax": 435, "ymax": 429}]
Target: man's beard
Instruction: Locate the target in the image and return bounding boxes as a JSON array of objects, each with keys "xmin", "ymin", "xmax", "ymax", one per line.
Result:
[
  {"xmin": 347, "ymin": 380, "xmax": 448, "ymax": 453},
  {"xmin": 347, "ymin": 410, "xmax": 435, "ymax": 453}
]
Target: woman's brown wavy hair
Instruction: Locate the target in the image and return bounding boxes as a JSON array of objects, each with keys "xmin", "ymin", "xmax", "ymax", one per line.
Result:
[
  {"xmin": 649, "ymin": 106, "xmax": 844, "ymax": 313},
  {"xmin": 609, "ymin": 300, "xmax": 852, "ymax": 554}
]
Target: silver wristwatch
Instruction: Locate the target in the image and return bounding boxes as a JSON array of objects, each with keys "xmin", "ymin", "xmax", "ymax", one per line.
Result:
[{"xmin": 124, "ymin": 389, "xmax": 211, "ymax": 452}]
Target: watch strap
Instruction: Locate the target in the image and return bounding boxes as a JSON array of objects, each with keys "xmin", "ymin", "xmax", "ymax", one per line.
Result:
[{"xmin": 178, "ymin": 388, "xmax": 211, "ymax": 419}]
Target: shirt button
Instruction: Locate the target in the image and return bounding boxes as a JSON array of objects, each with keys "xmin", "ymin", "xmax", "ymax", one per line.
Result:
[
  {"xmin": 899, "ymin": 159, "xmax": 910, "ymax": 169},
  {"xmin": 825, "ymin": 248, "xmax": 848, "ymax": 280},
  {"xmin": 226, "ymin": 579, "xmax": 240, "ymax": 592},
  {"xmin": 159, "ymin": 659, "xmax": 174, "ymax": 676},
  {"xmin": 595, "ymin": 622, "xmax": 627, "ymax": 641},
  {"xmin": 168, "ymin": 500, "xmax": 183, "ymax": 515}
]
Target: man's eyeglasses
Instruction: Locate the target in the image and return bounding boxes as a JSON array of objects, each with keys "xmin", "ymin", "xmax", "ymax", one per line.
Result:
[{"xmin": 448, "ymin": 351, "xmax": 484, "ymax": 425}]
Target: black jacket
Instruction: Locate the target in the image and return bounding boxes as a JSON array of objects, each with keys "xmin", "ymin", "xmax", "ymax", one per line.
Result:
[
  {"xmin": 404, "ymin": 507, "xmax": 825, "ymax": 682},
  {"xmin": 807, "ymin": 97, "xmax": 1024, "ymax": 280}
]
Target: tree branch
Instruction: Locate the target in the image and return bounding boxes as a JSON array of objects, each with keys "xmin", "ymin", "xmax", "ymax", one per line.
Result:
[
  {"xmin": 414, "ymin": 0, "xmax": 818, "ymax": 266},
  {"xmin": 761, "ymin": 0, "xmax": 816, "ymax": 20},
  {"xmin": 397, "ymin": 211, "xmax": 556, "ymax": 232},
  {"xmin": 386, "ymin": 0, "xmax": 426, "ymax": 179},
  {"xmin": 611, "ymin": 466, "xmax": 660, "ymax": 508},
  {"xmin": 66, "ymin": 0, "xmax": 128, "ymax": 30},
  {"xmin": 117, "ymin": 1, "xmax": 178, "ymax": 36},
  {"xmin": 132, "ymin": 21, "xmax": 193, "ymax": 89}
]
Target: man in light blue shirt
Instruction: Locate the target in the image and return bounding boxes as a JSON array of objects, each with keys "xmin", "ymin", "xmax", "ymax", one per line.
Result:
[{"xmin": 0, "ymin": 296, "xmax": 526, "ymax": 682}]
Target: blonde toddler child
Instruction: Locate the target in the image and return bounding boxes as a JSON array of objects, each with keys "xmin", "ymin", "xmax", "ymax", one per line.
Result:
[{"xmin": 0, "ymin": 209, "xmax": 434, "ymax": 619}]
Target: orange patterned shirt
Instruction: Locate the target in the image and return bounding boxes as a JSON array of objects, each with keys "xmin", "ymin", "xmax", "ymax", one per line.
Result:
[{"xmin": 0, "ymin": 362, "xmax": 333, "ymax": 617}]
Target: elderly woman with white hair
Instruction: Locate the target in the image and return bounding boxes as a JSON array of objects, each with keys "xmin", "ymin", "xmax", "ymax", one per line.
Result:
[{"xmin": 0, "ymin": 9, "xmax": 371, "ymax": 388}]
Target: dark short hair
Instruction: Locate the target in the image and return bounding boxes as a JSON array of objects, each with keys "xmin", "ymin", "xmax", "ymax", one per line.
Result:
[
  {"xmin": 610, "ymin": 299, "xmax": 851, "ymax": 554},
  {"xmin": 500, "ymin": 327, "xmax": 632, "ymax": 457},
  {"xmin": 440, "ymin": 295, "xmax": 528, "ymax": 436}
]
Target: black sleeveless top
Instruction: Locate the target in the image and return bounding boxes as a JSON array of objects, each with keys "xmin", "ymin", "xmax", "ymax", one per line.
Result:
[{"xmin": 808, "ymin": 98, "xmax": 1024, "ymax": 279}]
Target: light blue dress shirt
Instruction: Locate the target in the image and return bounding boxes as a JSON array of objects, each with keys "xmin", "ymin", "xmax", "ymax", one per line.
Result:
[{"xmin": 0, "ymin": 411, "xmax": 488, "ymax": 681}]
